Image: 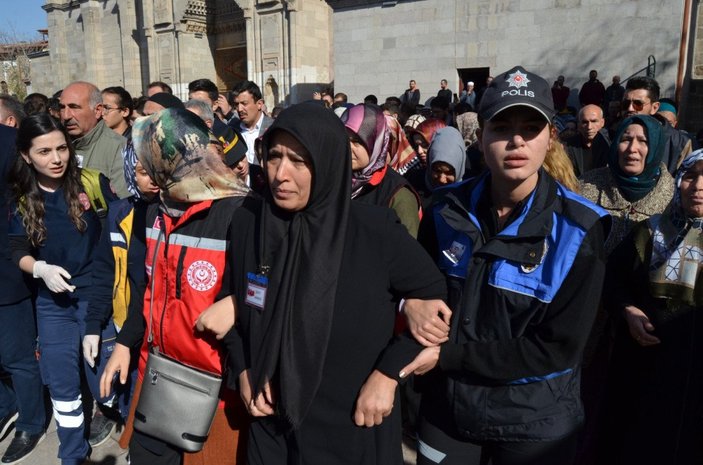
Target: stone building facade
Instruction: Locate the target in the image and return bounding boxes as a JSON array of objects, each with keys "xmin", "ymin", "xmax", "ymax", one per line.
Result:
[
  {"xmin": 32, "ymin": 0, "xmax": 333, "ymax": 110},
  {"xmin": 29, "ymin": 0, "xmax": 703, "ymax": 131},
  {"xmin": 330, "ymin": 1, "xmax": 684, "ymax": 112}
]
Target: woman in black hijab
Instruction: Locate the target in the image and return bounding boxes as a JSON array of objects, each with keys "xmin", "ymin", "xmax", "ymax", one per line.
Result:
[{"xmin": 221, "ymin": 102, "xmax": 446, "ymax": 464}]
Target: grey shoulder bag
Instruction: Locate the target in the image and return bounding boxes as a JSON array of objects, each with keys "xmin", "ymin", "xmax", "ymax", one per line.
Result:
[{"xmin": 133, "ymin": 226, "xmax": 222, "ymax": 452}]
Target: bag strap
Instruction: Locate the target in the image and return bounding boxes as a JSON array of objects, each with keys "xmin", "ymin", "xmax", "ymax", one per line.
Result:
[
  {"xmin": 80, "ymin": 168, "xmax": 108, "ymax": 218},
  {"xmin": 147, "ymin": 224, "xmax": 164, "ymax": 346}
]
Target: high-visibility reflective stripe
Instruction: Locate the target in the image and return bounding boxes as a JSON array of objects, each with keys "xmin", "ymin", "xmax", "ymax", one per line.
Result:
[
  {"xmin": 168, "ymin": 234, "xmax": 227, "ymax": 251},
  {"xmin": 146, "ymin": 227, "xmax": 160, "ymax": 240},
  {"xmin": 417, "ymin": 438, "xmax": 447, "ymax": 463},
  {"xmin": 51, "ymin": 397, "xmax": 84, "ymax": 428},
  {"xmin": 110, "ymin": 232, "xmax": 126, "ymax": 244},
  {"xmin": 146, "ymin": 228, "xmax": 227, "ymax": 252},
  {"xmin": 51, "ymin": 397, "xmax": 82, "ymax": 412},
  {"xmin": 52, "ymin": 409, "xmax": 84, "ymax": 428}
]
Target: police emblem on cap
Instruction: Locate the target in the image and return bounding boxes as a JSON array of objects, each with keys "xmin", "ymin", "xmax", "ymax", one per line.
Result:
[{"xmin": 506, "ymin": 70, "xmax": 531, "ymax": 89}]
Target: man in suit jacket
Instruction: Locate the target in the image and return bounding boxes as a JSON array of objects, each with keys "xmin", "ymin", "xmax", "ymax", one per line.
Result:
[{"xmin": 232, "ymin": 81, "xmax": 273, "ymax": 167}]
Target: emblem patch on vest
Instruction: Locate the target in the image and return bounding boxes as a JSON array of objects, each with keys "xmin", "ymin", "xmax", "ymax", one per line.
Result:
[
  {"xmin": 78, "ymin": 192, "xmax": 91, "ymax": 211},
  {"xmin": 187, "ymin": 260, "xmax": 218, "ymax": 291},
  {"xmin": 443, "ymin": 241, "xmax": 467, "ymax": 265}
]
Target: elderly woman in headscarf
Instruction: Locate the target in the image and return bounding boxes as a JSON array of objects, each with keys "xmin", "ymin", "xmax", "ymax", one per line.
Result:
[
  {"xmin": 580, "ymin": 115, "xmax": 675, "ymax": 254},
  {"xmin": 341, "ymin": 103, "xmax": 422, "ymax": 237},
  {"xmin": 600, "ymin": 150, "xmax": 703, "ymax": 465},
  {"xmin": 99, "ymin": 108, "xmax": 250, "ymax": 465},
  {"xmin": 219, "ymin": 102, "xmax": 446, "ymax": 465}
]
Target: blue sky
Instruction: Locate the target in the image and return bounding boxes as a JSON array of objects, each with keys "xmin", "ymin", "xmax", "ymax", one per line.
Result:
[{"xmin": 2, "ymin": 0, "xmax": 47, "ymax": 40}]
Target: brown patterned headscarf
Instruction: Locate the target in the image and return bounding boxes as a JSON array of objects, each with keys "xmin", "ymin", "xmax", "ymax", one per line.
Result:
[
  {"xmin": 386, "ymin": 115, "xmax": 419, "ymax": 175},
  {"xmin": 132, "ymin": 108, "xmax": 249, "ymax": 216}
]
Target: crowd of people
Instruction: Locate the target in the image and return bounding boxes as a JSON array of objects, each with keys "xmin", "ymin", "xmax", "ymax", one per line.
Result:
[{"xmin": 0, "ymin": 65, "xmax": 700, "ymax": 465}]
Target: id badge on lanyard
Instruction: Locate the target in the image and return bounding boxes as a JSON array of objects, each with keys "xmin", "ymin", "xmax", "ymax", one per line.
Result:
[{"xmin": 245, "ymin": 270, "xmax": 268, "ymax": 311}]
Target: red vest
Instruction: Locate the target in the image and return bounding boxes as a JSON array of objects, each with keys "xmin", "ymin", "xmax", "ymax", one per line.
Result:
[{"xmin": 139, "ymin": 198, "xmax": 240, "ymax": 378}]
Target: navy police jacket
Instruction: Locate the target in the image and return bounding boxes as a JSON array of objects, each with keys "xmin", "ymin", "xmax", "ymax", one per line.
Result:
[{"xmin": 421, "ymin": 170, "xmax": 609, "ymax": 442}]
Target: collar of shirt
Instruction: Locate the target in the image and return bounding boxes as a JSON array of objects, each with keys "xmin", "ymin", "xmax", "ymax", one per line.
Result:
[{"xmin": 240, "ymin": 112, "xmax": 264, "ymax": 134}]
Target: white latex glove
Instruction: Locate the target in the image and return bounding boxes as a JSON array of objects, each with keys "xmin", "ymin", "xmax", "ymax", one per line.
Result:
[
  {"xmin": 32, "ymin": 260, "xmax": 76, "ymax": 293},
  {"xmin": 82, "ymin": 335, "xmax": 100, "ymax": 368}
]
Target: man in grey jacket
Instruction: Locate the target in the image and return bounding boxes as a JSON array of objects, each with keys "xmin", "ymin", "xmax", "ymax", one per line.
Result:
[{"xmin": 60, "ymin": 81, "xmax": 128, "ymax": 198}]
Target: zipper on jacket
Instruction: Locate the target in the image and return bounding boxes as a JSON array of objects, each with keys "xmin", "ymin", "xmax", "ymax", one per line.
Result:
[
  {"xmin": 158, "ymin": 233, "xmax": 169, "ymax": 353},
  {"xmin": 175, "ymin": 246, "xmax": 188, "ymax": 299},
  {"xmin": 112, "ymin": 258, "xmax": 122, "ymax": 300}
]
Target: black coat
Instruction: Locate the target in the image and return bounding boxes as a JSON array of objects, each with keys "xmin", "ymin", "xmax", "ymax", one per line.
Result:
[
  {"xmin": 601, "ymin": 221, "xmax": 703, "ymax": 465},
  {"xmin": 0, "ymin": 125, "xmax": 32, "ymax": 305},
  {"xmin": 225, "ymin": 197, "xmax": 446, "ymax": 464}
]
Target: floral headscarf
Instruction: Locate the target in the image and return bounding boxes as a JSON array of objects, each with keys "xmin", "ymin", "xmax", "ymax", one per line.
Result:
[
  {"xmin": 386, "ymin": 115, "xmax": 418, "ymax": 175},
  {"xmin": 340, "ymin": 104, "xmax": 390, "ymax": 197}
]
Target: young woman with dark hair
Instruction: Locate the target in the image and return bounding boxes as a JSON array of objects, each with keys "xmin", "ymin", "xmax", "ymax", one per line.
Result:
[{"xmin": 8, "ymin": 113, "xmax": 117, "ymax": 465}]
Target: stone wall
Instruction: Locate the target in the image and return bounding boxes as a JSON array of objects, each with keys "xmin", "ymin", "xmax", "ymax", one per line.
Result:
[
  {"xmin": 681, "ymin": 1, "xmax": 703, "ymax": 133},
  {"xmin": 240, "ymin": 0, "xmax": 334, "ymax": 106},
  {"xmin": 39, "ymin": 0, "xmax": 133, "ymax": 93},
  {"xmin": 35, "ymin": 0, "xmax": 332, "ymax": 105},
  {"xmin": 331, "ymin": 0, "xmax": 686, "ymax": 108},
  {"xmin": 34, "ymin": 0, "xmax": 695, "ymax": 123}
]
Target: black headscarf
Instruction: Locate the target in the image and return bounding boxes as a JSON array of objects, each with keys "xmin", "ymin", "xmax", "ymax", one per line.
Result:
[{"xmin": 253, "ymin": 102, "xmax": 351, "ymax": 429}]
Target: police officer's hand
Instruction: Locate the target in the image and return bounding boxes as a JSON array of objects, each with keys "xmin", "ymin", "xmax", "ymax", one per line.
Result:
[
  {"xmin": 100, "ymin": 343, "xmax": 131, "ymax": 399},
  {"xmin": 354, "ymin": 370, "xmax": 398, "ymax": 427},
  {"xmin": 33, "ymin": 260, "xmax": 76, "ymax": 293},
  {"xmin": 82, "ymin": 335, "xmax": 100, "ymax": 368},
  {"xmin": 402, "ymin": 299, "xmax": 451, "ymax": 346}
]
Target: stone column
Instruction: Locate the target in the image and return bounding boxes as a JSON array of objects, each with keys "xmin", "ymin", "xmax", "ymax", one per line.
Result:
[{"xmin": 79, "ymin": 0, "xmax": 103, "ymax": 84}]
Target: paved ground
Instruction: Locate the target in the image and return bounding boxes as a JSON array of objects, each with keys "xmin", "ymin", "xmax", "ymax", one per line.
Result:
[
  {"xmin": 0, "ymin": 415, "xmax": 128, "ymax": 465},
  {"xmin": 0, "ymin": 415, "xmax": 416, "ymax": 465}
]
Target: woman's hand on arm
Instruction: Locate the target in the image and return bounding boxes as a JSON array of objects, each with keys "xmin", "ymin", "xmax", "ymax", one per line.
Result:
[
  {"xmin": 399, "ymin": 345, "xmax": 440, "ymax": 378},
  {"xmin": 353, "ymin": 370, "xmax": 398, "ymax": 427},
  {"xmin": 99, "ymin": 343, "xmax": 131, "ymax": 399},
  {"xmin": 195, "ymin": 295, "xmax": 237, "ymax": 340},
  {"xmin": 623, "ymin": 305, "xmax": 661, "ymax": 346},
  {"xmin": 239, "ymin": 369, "xmax": 275, "ymax": 417},
  {"xmin": 403, "ymin": 298, "xmax": 451, "ymax": 346}
]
